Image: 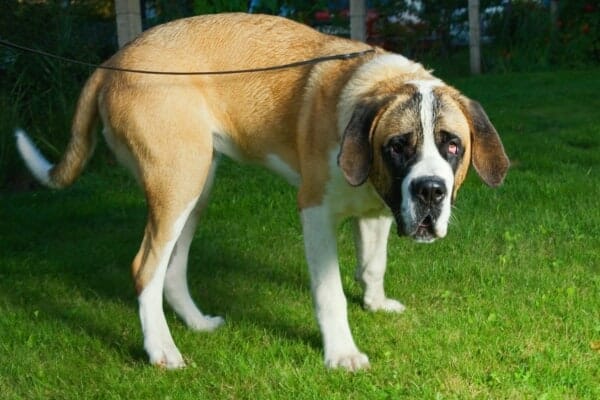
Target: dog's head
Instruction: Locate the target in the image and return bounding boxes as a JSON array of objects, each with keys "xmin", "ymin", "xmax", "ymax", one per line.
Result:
[{"xmin": 338, "ymin": 80, "xmax": 509, "ymax": 242}]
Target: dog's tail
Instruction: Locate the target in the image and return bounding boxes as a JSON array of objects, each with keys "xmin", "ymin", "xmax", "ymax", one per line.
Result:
[{"xmin": 15, "ymin": 69, "xmax": 104, "ymax": 189}]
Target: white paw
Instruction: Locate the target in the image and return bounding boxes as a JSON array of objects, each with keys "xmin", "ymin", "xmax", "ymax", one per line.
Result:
[
  {"xmin": 325, "ymin": 351, "xmax": 370, "ymax": 371},
  {"xmin": 186, "ymin": 314, "xmax": 225, "ymax": 332},
  {"xmin": 365, "ymin": 298, "xmax": 406, "ymax": 313},
  {"xmin": 145, "ymin": 341, "xmax": 185, "ymax": 369}
]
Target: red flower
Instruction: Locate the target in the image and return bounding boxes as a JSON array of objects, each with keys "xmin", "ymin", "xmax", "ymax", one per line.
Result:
[
  {"xmin": 582, "ymin": 23, "xmax": 590, "ymax": 34},
  {"xmin": 314, "ymin": 10, "xmax": 331, "ymax": 22}
]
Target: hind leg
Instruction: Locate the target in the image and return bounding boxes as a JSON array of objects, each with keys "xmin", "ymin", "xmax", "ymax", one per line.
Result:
[
  {"xmin": 164, "ymin": 158, "xmax": 224, "ymax": 332},
  {"xmin": 128, "ymin": 118, "xmax": 216, "ymax": 368},
  {"xmin": 134, "ymin": 195, "xmax": 200, "ymax": 368}
]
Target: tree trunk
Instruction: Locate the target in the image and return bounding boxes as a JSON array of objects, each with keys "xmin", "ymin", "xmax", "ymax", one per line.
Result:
[
  {"xmin": 468, "ymin": 0, "xmax": 481, "ymax": 74},
  {"xmin": 115, "ymin": 0, "xmax": 142, "ymax": 48},
  {"xmin": 350, "ymin": 0, "xmax": 366, "ymax": 42}
]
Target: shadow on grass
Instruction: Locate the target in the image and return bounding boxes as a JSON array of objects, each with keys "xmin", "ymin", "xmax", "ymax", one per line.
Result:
[
  {"xmin": 1, "ymin": 182, "xmax": 325, "ymax": 362},
  {"xmin": 181, "ymin": 237, "xmax": 323, "ymax": 351}
]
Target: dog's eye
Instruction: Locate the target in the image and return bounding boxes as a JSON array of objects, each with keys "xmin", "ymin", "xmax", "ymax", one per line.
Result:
[
  {"xmin": 391, "ymin": 142, "xmax": 403, "ymax": 154},
  {"xmin": 440, "ymin": 132, "xmax": 461, "ymax": 158},
  {"xmin": 387, "ymin": 134, "xmax": 410, "ymax": 155},
  {"xmin": 384, "ymin": 134, "xmax": 414, "ymax": 169},
  {"xmin": 448, "ymin": 141, "xmax": 459, "ymax": 155}
]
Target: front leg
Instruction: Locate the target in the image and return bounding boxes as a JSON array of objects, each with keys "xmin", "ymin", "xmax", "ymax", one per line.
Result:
[
  {"xmin": 301, "ymin": 206, "xmax": 370, "ymax": 371},
  {"xmin": 353, "ymin": 215, "xmax": 405, "ymax": 313}
]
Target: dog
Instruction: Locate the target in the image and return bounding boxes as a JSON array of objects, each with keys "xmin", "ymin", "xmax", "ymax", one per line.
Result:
[{"xmin": 16, "ymin": 13, "xmax": 509, "ymax": 371}]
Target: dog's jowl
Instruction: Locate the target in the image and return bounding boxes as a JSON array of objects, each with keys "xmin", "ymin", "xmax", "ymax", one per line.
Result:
[{"xmin": 16, "ymin": 13, "xmax": 508, "ymax": 371}]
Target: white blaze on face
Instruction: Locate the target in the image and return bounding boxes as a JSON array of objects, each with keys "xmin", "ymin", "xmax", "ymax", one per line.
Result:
[{"xmin": 401, "ymin": 80, "xmax": 454, "ymax": 239}]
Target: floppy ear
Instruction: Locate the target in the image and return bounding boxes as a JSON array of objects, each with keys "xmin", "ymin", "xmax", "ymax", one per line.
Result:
[
  {"xmin": 338, "ymin": 99, "xmax": 388, "ymax": 186},
  {"xmin": 461, "ymin": 98, "xmax": 510, "ymax": 187}
]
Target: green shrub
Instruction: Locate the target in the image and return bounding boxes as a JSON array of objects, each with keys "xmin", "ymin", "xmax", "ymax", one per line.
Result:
[
  {"xmin": 485, "ymin": 1, "xmax": 554, "ymax": 71},
  {"xmin": 486, "ymin": 0, "xmax": 599, "ymax": 71},
  {"xmin": 0, "ymin": 0, "xmax": 115, "ymax": 190},
  {"xmin": 193, "ymin": 0, "xmax": 248, "ymax": 15},
  {"xmin": 553, "ymin": 0, "xmax": 599, "ymax": 66}
]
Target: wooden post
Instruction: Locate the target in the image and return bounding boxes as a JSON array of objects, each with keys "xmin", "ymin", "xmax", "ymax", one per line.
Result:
[
  {"xmin": 550, "ymin": 0, "xmax": 558, "ymax": 26},
  {"xmin": 468, "ymin": 0, "xmax": 481, "ymax": 74},
  {"xmin": 115, "ymin": 0, "xmax": 142, "ymax": 48},
  {"xmin": 350, "ymin": 0, "xmax": 366, "ymax": 42}
]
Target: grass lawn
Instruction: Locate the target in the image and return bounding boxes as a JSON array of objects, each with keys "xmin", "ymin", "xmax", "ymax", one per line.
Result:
[{"xmin": 1, "ymin": 68, "xmax": 599, "ymax": 399}]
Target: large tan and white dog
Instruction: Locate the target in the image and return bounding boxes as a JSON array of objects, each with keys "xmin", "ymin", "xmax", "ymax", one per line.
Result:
[{"xmin": 16, "ymin": 13, "xmax": 508, "ymax": 371}]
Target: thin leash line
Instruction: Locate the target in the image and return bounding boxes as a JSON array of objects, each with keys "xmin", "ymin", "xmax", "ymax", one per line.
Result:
[{"xmin": 0, "ymin": 39, "xmax": 375, "ymax": 75}]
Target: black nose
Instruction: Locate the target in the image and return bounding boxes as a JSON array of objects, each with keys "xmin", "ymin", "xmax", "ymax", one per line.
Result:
[{"xmin": 411, "ymin": 177, "xmax": 447, "ymax": 206}]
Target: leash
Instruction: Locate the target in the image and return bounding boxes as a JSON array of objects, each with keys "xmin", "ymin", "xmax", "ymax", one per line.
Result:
[{"xmin": 0, "ymin": 39, "xmax": 375, "ymax": 76}]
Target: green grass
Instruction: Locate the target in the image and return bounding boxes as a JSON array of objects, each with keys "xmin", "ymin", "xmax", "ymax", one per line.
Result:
[{"xmin": 1, "ymin": 69, "xmax": 599, "ymax": 399}]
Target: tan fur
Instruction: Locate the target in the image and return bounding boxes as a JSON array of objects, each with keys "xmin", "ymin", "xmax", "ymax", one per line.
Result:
[
  {"xmin": 49, "ymin": 70, "xmax": 104, "ymax": 187},
  {"xmin": 25, "ymin": 13, "xmax": 507, "ymax": 332},
  {"xmin": 367, "ymin": 87, "xmax": 419, "ymax": 197},
  {"xmin": 96, "ymin": 14, "xmax": 375, "ymax": 290},
  {"xmin": 434, "ymin": 86, "xmax": 473, "ymax": 197}
]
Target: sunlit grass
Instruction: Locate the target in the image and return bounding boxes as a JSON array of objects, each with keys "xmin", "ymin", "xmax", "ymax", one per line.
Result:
[{"xmin": 1, "ymin": 69, "xmax": 599, "ymax": 399}]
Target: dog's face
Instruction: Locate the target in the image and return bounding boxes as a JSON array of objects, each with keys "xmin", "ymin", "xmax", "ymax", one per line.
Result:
[{"xmin": 338, "ymin": 81, "xmax": 509, "ymax": 242}]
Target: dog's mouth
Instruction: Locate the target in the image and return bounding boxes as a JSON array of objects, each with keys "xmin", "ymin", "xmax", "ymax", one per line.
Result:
[
  {"xmin": 412, "ymin": 214, "xmax": 437, "ymax": 243},
  {"xmin": 396, "ymin": 213, "xmax": 439, "ymax": 243}
]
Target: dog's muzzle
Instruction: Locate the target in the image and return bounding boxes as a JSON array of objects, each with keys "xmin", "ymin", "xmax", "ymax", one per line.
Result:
[{"xmin": 397, "ymin": 176, "xmax": 449, "ymax": 243}]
